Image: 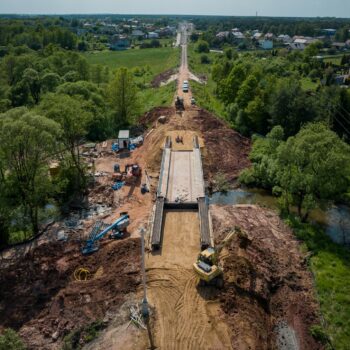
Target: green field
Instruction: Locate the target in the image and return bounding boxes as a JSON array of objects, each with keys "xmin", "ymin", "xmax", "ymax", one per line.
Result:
[
  {"xmin": 187, "ymin": 44, "xmax": 227, "ymax": 120},
  {"xmin": 85, "ymin": 47, "xmax": 180, "ymax": 78},
  {"xmin": 289, "ymin": 218, "xmax": 350, "ymax": 349},
  {"xmin": 322, "ymin": 54, "xmax": 344, "ymax": 65}
]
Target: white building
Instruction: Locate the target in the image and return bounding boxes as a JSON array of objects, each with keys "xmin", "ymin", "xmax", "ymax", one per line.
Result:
[{"xmin": 148, "ymin": 32, "xmax": 159, "ymax": 39}]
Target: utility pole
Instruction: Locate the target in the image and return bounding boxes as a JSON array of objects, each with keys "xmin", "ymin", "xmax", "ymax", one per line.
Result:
[
  {"xmin": 139, "ymin": 227, "xmax": 156, "ymax": 350},
  {"xmin": 140, "ymin": 227, "xmax": 149, "ymax": 317}
]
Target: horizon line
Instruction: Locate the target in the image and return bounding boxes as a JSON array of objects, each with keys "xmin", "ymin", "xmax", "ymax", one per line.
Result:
[{"xmin": 0, "ymin": 13, "xmax": 349, "ymax": 19}]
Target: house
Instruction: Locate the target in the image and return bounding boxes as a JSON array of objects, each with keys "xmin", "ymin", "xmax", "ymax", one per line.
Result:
[
  {"xmin": 158, "ymin": 27, "xmax": 175, "ymax": 37},
  {"xmin": 264, "ymin": 33, "xmax": 275, "ymax": 40},
  {"xmin": 148, "ymin": 32, "xmax": 159, "ymax": 39},
  {"xmin": 253, "ymin": 32, "xmax": 263, "ymax": 40},
  {"xmin": 334, "ymin": 74, "xmax": 349, "ymax": 85},
  {"xmin": 117, "ymin": 130, "xmax": 130, "ymax": 149},
  {"xmin": 110, "ymin": 35, "xmax": 130, "ymax": 50},
  {"xmin": 332, "ymin": 42, "xmax": 346, "ymax": 50},
  {"xmin": 232, "ymin": 31, "xmax": 245, "ymax": 41},
  {"xmin": 216, "ymin": 31, "xmax": 230, "ymax": 40},
  {"xmin": 322, "ymin": 29, "xmax": 337, "ymax": 37},
  {"xmin": 259, "ymin": 40, "xmax": 273, "ymax": 50},
  {"xmin": 131, "ymin": 30, "xmax": 146, "ymax": 38},
  {"xmin": 277, "ymin": 34, "xmax": 292, "ymax": 43}
]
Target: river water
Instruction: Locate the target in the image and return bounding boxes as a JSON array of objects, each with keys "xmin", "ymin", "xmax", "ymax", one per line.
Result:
[{"xmin": 209, "ymin": 189, "xmax": 350, "ymax": 246}]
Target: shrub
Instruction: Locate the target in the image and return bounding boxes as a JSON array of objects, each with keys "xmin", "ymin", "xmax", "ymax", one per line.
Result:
[{"xmin": 0, "ymin": 329, "xmax": 26, "ymax": 350}]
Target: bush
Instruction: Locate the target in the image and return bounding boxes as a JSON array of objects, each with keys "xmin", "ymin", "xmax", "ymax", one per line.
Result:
[
  {"xmin": 200, "ymin": 54, "xmax": 210, "ymax": 64},
  {"xmin": 213, "ymin": 173, "xmax": 230, "ymax": 192},
  {"xmin": 196, "ymin": 40, "xmax": 209, "ymax": 53},
  {"xmin": 0, "ymin": 329, "xmax": 26, "ymax": 350},
  {"xmin": 309, "ymin": 325, "xmax": 330, "ymax": 345}
]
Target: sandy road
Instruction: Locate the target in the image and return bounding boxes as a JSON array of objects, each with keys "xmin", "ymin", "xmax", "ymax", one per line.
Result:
[
  {"xmin": 144, "ymin": 23, "xmax": 233, "ymax": 350},
  {"xmin": 146, "ymin": 211, "xmax": 232, "ymax": 350}
]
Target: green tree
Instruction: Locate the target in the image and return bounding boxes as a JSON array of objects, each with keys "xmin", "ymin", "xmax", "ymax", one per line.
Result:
[
  {"xmin": 22, "ymin": 68, "xmax": 41, "ymax": 104},
  {"xmin": 0, "ymin": 329, "xmax": 26, "ymax": 350},
  {"xmin": 38, "ymin": 94, "xmax": 92, "ymax": 190},
  {"xmin": 269, "ymin": 78, "xmax": 316, "ymax": 136},
  {"xmin": 276, "ymin": 123, "xmax": 350, "ymax": 220},
  {"xmin": 196, "ymin": 40, "xmax": 210, "ymax": 53},
  {"xmin": 108, "ymin": 67, "xmax": 139, "ymax": 130},
  {"xmin": 236, "ymin": 75, "xmax": 259, "ymax": 109},
  {"xmin": 0, "ymin": 108, "xmax": 60, "ymax": 235}
]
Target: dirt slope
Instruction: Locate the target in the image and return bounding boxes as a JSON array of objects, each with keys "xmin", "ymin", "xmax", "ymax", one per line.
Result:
[
  {"xmin": 210, "ymin": 204, "xmax": 324, "ymax": 350},
  {"xmin": 0, "ymin": 239, "xmax": 141, "ymax": 350},
  {"xmin": 139, "ymin": 106, "xmax": 251, "ymax": 184}
]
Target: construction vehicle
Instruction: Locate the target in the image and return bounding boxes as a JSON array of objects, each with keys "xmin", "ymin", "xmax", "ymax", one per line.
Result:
[
  {"xmin": 193, "ymin": 229, "xmax": 237, "ymax": 288},
  {"xmin": 82, "ymin": 213, "xmax": 130, "ymax": 255},
  {"xmin": 175, "ymin": 96, "xmax": 184, "ymax": 111},
  {"xmin": 112, "ymin": 164, "xmax": 142, "ymax": 184}
]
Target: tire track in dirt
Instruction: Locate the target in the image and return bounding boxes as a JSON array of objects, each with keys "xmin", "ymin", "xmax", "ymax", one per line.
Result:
[{"xmin": 146, "ymin": 211, "xmax": 232, "ymax": 350}]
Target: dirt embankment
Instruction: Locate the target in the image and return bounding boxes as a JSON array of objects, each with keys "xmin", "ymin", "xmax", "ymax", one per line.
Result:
[
  {"xmin": 0, "ymin": 239, "xmax": 141, "ymax": 350},
  {"xmin": 211, "ymin": 204, "xmax": 324, "ymax": 350},
  {"xmin": 139, "ymin": 107, "xmax": 251, "ymax": 185},
  {"xmin": 150, "ymin": 68, "xmax": 178, "ymax": 88}
]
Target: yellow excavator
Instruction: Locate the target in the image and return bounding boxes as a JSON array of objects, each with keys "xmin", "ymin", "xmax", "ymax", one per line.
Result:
[{"xmin": 193, "ymin": 228, "xmax": 240, "ymax": 288}]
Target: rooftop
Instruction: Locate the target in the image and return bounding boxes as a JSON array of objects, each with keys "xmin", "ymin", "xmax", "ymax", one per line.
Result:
[{"xmin": 118, "ymin": 130, "xmax": 130, "ymax": 139}]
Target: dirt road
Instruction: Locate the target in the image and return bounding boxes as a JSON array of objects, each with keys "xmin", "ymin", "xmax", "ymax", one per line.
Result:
[{"xmin": 146, "ymin": 210, "xmax": 232, "ymax": 349}]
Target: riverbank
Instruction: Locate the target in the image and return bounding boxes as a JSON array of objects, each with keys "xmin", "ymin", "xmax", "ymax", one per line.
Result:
[{"xmin": 209, "ymin": 189, "xmax": 350, "ymax": 349}]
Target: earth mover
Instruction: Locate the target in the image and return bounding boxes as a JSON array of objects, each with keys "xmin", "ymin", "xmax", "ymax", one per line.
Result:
[
  {"xmin": 175, "ymin": 96, "xmax": 185, "ymax": 111},
  {"xmin": 193, "ymin": 229, "xmax": 238, "ymax": 288}
]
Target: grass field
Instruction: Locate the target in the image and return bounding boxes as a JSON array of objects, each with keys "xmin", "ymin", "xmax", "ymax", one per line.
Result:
[
  {"xmin": 301, "ymin": 77, "xmax": 319, "ymax": 91},
  {"xmin": 138, "ymin": 81, "xmax": 176, "ymax": 116},
  {"xmin": 288, "ymin": 217, "xmax": 350, "ymax": 349},
  {"xmin": 85, "ymin": 47, "xmax": 180, "ymax": 79},
  {"xmin": 322, "ymin": 54, "xmax": 344, "ymax": 65},
  {"xmin": 187, "ymin": 45, "xmax": 227, "ymax": 120}
]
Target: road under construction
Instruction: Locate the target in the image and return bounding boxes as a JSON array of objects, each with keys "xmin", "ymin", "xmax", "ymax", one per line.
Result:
[
  {"xmin": 145, "ymin": 24, "xmax": 233, "ymax": 350},
  {"xmin": 0, "ymin": 22, "xmax": 324, "ymax": 350}
]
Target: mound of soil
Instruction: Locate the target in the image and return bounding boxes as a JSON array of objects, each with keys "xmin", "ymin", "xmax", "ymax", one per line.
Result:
[
  {"xmin": 139, "ymin": 107, "xmax": 251, "ymax": 185},
  {"xmin": 150, "ymin": 69, "xmax": 177, "ymax": 88},
  {"xmin": 193, "ymin": 109, "xmax": 251, "ymax": 183},
  {"xmin": 0, "ymin": 238, "xmax": 141, "ymax": 350},
  {"xmin": 211, "ymin": 204, "xmax": 324, "ymax": 350}
]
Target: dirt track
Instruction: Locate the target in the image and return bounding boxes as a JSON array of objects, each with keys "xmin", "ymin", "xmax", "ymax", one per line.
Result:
[{"xmin": 146, "ymin": 210, "xmax": 232, "ymax": 349}]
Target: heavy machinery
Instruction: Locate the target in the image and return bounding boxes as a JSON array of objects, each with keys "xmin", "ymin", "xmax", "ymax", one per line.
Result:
[
  {"xmin": 193, "ymin": 229, "xmax": 237, "ymax": 288},
  {"xmin": 112, "ymin": 164, "xmax": 142, "ymax": 184},
  {"xmin": 82, "ymin": 213, "xmax": 130, "ymax": 255},
  {"xmin": 175, "ymin": 96, "xmax": 184, "ymax": 111}
]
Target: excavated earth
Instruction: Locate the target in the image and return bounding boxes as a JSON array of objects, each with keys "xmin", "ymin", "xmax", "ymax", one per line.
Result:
[
  {"xmin": 0, "ymin": 106, "xmax": 324, "ymax": 350},
  {"xmin": 139, "ymin": 106, "xmax": 251, "ymax": 184},
  {"xmin": 211, "ymin": 204, "xmax": 324, "ymax": 350},
  {"xmin": 0, "ymin": 239, "xmax": 141, "ymax": 350}
]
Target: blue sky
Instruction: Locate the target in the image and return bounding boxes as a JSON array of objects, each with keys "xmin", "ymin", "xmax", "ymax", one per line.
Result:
[{"xmin": 0, "ymin": 0, "xmax": 349, "ymax": 17}]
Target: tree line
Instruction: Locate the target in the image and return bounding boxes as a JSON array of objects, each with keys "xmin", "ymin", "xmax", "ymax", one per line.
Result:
[{"xmin": 0, "ymin": 42, "xmax": 139, "ymax": 247}]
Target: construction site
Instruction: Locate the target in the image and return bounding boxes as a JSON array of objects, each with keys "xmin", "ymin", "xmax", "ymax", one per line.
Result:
[{"xmin": 0, "ymin": 25, "xmax": 325, "ymax": 350}]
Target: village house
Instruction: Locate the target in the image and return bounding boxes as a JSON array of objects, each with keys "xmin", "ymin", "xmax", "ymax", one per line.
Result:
[
  {"xmin": 259, "ymin": 39, "xmax": 273, "ymax": 49},
  {"xmin": 110, "ymin": 35, "xmax": 130, "ymax": 50}
]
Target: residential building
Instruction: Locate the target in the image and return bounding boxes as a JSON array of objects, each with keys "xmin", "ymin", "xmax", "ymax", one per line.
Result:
[
  {"xmin": 259, "ymin": 39, "xmax": 273, "ymax": 49},
  {"xmin": 110, "ymin": 35, "xmax": 130, "ymax": 50},
  {"xmin": 148, "ymin": 32, "xmax": 159, "ymax": 39},
  {"xmin": 277, "ymin": 34, "xmax": 292, "ymax": 43}
]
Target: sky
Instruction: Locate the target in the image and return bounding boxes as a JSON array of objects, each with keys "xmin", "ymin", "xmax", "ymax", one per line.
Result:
[{"xmin": 0, "ymin": 0, "xmax": 349, "ymax": 18}]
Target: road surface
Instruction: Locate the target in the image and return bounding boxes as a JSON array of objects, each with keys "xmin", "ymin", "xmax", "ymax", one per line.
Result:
[{"xmin": 145, "ymin": 22, "xmax": 233, "ymax": 350}]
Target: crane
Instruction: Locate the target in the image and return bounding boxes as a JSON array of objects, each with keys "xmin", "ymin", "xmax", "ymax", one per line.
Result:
[{"xmin": 82, "ymin": 213, "xmax": 130, "ymax": 255}]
